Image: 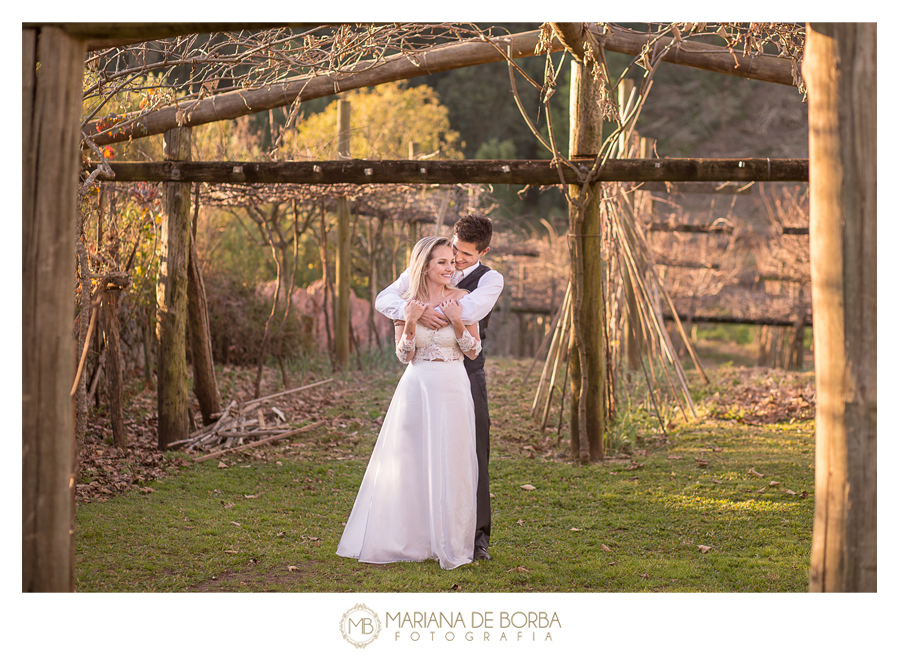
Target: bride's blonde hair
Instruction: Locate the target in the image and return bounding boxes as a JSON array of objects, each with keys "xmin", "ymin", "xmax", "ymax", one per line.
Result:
[{"xmin": 402, "ymin": 236, "xmax": 455, "ymax": 302}]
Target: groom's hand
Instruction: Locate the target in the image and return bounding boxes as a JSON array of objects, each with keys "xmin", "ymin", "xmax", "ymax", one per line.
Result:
[{"xmin": 418, "ymin": 306, "xmax": 450, "ymax": 330}]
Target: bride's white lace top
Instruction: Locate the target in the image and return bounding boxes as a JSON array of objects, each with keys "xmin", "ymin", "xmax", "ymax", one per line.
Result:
[{"xmin": 396, "ymin": 324, "xmax": 481, "ymax": 364}]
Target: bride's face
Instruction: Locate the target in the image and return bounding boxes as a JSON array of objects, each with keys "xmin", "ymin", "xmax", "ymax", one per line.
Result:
[{"xmin": 425, "ymin": 245, "xmax": 456, "ymax": 287}]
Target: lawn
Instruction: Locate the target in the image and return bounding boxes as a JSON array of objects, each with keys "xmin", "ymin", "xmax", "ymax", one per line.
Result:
[{"xmin": 74, "ymin": 356, "xmax": 816, "ymax": 592}]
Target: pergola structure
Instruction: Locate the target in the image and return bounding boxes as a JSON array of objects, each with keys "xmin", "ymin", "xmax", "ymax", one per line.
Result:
[{"xmin": 23, "ymin": 22, "xmax": 875, "ymax": 593}]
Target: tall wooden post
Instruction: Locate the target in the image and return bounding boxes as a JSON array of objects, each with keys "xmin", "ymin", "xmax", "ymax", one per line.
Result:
[
  {"xmin": 618, "ymin": 79, "xmax": 643, "ymax": 372},
  {"xmin": 157, "ymin": 127, "xmax": 192, "ymax": 449},
  {"xmin": 567, "ymin": 59, "xmax": 606, "ymax": 461},
  {"xmin": 804, "ymin": 23, "xmax": 877, "ymax": 592},
  {"xmin": 334, "ymin": 100, "xmax": 352, "ymax": 366},
  {"xmin": 22, "ymin": 26, "xmax": 85, "ymax": 592},
  {"xmin": 187, "ymin": 196, "xmax": 222, "ymax": 426},
  {"xmin": 407, "ymin": 141, "xmax": 421, "ymax": 262}
]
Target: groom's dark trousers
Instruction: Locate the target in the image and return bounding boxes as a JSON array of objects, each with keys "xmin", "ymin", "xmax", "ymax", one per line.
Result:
[{"xmin": 457, "ymin": 264, "xmax": 494, "ymax": 551}]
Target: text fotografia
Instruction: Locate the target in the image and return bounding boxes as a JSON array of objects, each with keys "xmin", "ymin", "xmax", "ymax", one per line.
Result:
[{"xmin": 386, "ymin": 611, "xmax": 561, "ymax": 642}]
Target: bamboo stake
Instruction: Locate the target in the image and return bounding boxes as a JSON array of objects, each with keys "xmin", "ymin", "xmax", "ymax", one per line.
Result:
[
  {"xmin": 70, "ymin": 303, "xmax": 99, "ymax": 396},
  {"xmin": 531, "ymin": 286, "xmax": 571, "ymax": 418},
  {"xmin": 541, "ymin": 306, "xmax": 572, "ymax": 430},
  {"xmin": 524, "ymin": 282, "xmax": 570, "ymax": 384},
  {"xmin": 620, "ymin": 201, "xmax": 710, "ymax": 384},
  {"xmin": 612, "ymin": 210, "xmax": 694, "ymax": 419}
]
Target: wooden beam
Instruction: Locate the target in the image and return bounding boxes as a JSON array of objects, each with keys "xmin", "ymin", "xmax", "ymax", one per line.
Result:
[
  {"xmin": 600, "ymin": 24, "xmax": 799, "ymax": 87},
  {"xmin": 647, "ymin": 222, "xmax": 809, "ymax": 235},
  {"xmin": 82, "ymin": 25, "xmax": 799, "ymax": 146},
  {"xmin": 24, "ymin": 23, "xmax": 321, "ymax": 50},
  {"xmin": 636, "ymin": 181, "xmax": 755, "ymax": 194},
  {"xmin": 88, "ymin": 158, "xmax": 809, "ymax": 185},
  {"xmin": 494, "ymin": 307, "xmax": 813, "ymax": 328},
  {"xmin": 662, "ymin": 312, "xmax": 812, "ymax": 327}
]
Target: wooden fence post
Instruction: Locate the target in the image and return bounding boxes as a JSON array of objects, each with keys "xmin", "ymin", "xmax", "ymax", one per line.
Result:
[
  {"xmin": 804, "ymin": 22, "xmax": 877, "ymax": 592},
  {"xmin": 335, "ymin": 99, "xmax": 352, "ymax": 367},
  {"xmin": 157, "ymin": 127, "xmax": 192, "ymax": 448},
  {"xmin": 22, "ymin": 26, "xmax": 85, "ymax": 592}
]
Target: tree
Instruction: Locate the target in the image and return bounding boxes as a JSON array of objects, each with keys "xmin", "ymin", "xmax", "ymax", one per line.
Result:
[{"xmin": 282, "ymin": 80, "xmax": 462, "ymax": 160}]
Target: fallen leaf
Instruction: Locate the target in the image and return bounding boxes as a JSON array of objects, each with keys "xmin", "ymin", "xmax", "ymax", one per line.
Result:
[
  {"xmin": 570, "ymin": 527, "xmax": 582, "ymax": 532},
  {"xmin": 520, "ymin": 484, "xmax": 536, "ymax": 491},
  {"xmin": 668, "ymin": 455, "xmax": 682, "ymax": 460},
  {"xmin": 698, "ymin": 545, "xmax": 712, "ymax": 553},
  {"xmin": 748, "ymin": 468, "xmax": 764, "ymax": 478},
  {"xmin": 244, "ymin": 494, "xmax": 259, "ymax": 499},
  {"xmin": 641, "ymin": 573, "xmax": 650, "ymax": 579},
  {"xmin": 600, "ymin": 544, "xmax": 612, "ymax": 552},
  {"xmin": 711, "ymin": 479, "xmax": 722, "ymax": 484},
  {"xmin": 222, "ymin": 501, "xmax": 234, "ymax": 509},
  {"xmin": 786, "ymin": 489, "xmax": 797, "ymax": 496},
  {"xmin": 230, "ymin": 521, "xmax": 241, "ymax": 527},
  {"xmin": 757, "ymin": 487, "xmax": 768, "ymax": 493},
  {"xmin": 507, "ymin": 566, "xmax": 530, "ymax": 573},
  {"xmin": 516, "ymin": 519, "xmax": 525, "ymax": 526},
  {"xmin": 217, "ymin": 461, "xmax": 228, "ymax": 469},
  {"xmin": 287, "ymin": 565, "xmax": 298, "ymax": 572},
  {"xmin": 696, "ymin": 460, "xmax": 710, "ymax": 469},
  {"xmin": 769, "ymin": 481, "xmax": 781, "ymax": 486},
  {"xmin": 224, "ymin": 550, "xmax": 239, "ymax": 554}
]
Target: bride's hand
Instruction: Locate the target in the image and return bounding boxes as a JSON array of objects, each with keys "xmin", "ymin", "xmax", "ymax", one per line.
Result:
[
  {"xmin": 438, "ymin": 299, "xmax": 462, "ymax": 324},
  {"xmin": 404, "ymin": 300, "xmax": 428, "ymax": 324}
]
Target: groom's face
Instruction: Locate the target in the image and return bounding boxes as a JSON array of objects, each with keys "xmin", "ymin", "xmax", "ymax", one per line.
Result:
[{"xmin": 451, "ymin": 237, "xmax": 488, "ymax": 271}]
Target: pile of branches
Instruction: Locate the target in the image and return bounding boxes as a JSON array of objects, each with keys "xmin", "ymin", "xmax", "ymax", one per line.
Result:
[{"xmin": 172, "ymin": 379, "xmax": 332, "ymax": 462}]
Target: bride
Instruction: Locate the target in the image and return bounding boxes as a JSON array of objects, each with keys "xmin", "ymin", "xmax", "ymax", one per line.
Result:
[{"xmin": 336, "ymin": 236, "xmax": 481, "ymax": 569}]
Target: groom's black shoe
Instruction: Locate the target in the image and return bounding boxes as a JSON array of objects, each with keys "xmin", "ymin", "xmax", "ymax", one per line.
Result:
[{"xmin": 474, "ymin": 546, "xmax": 491, "ymax": 561}]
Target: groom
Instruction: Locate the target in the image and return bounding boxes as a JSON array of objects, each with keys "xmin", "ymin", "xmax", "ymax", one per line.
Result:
[{"xmin": 375, "ymin": 214, "xmax": 503, "ymax": 560}]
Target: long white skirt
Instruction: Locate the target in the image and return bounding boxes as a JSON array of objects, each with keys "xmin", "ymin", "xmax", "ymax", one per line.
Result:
[{"xmin": 336, "ymin": 359, "xmax": 478, "ymax": 570}]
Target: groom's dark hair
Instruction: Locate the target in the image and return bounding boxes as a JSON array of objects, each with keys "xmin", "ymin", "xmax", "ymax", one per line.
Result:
[{"xmin": 453, "ymin": 214, "xmax": 493, "ymax": 253}]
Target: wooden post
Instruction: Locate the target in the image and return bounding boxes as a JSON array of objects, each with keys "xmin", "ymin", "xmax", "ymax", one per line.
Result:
[
  {"xmin": 22, "ymin": 26, "xmax": 85, "ymax": 592},
  {"xmin": 157, "ymin": 127, "xmax": 192, "ymax": 449},
  {"xmin": 187, "ymin": 191, "xmax": 222, "ymax": 426},
  {"xmin": 407, "ymin": 141, "xmax": 422, "ymax": 262},
  {"xmin": 618, "ymin": 79, "xmax": 642, "ymax": 372},
  {"xmin": 567, "ymin": 58, "xmax": 606, "ymax": 461},
  {"xmin": 334, "ymin": 100, "xmax": 351, "ymax": 366},
  {"xmin": 103, "ymin": 289, "xmax": 127, "ymax": 447},
  {"xmin": 804, "ymin": 22, "xmax": 877, "ymax": 592}
]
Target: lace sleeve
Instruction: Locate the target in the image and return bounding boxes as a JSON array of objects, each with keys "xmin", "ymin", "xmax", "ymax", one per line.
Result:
[
  {"xmin": 395, "ymin": 333, "xmax": 416, "ymax": 363},
  {"xmin": 456, "ymin": 331, "xmax": 482, "ymax": 357}
]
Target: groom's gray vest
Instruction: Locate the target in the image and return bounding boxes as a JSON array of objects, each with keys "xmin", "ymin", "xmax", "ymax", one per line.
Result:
[{"xmin": 456, "ymin": 263, "xmax": 493, "ymax": 375}]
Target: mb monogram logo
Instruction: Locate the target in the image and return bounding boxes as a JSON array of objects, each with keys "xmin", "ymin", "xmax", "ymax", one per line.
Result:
[{"xmin": 340, "ymin": 604, "xmax": 382, "ymax": 648}]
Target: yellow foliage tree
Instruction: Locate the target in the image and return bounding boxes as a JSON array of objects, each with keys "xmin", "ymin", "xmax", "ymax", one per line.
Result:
[{"xmin": 281, "ymin": 81, "xmax": 463, "ymax": 160}]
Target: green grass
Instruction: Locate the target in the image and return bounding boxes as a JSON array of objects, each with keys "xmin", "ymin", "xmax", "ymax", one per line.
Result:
[{"xmin": 74, "ymin": 358, "xmax": 815, "ymax": 593}]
